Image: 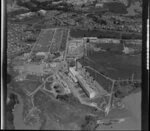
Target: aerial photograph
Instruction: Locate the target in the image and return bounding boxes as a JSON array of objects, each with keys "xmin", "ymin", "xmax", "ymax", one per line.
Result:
[{"xmin": 6, "ymin": 0, "xmax": 142, "ymax": 130}]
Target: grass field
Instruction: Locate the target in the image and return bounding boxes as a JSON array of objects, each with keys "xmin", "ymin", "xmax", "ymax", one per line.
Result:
[
  {"xmin": 33, "ymin": 29, "xmax": 55, "ymax": 53},
  {"xmin": 32, "ymin": 28, "xmax": 68, "ymax": 54},
  {"xmin": 60, "ymin": 28, "xmax": 68, "ymax": 51},
  {"xmin": 33, "ymin": 90, "xmax": 50, "ymax": 107},
  {"xmin": 26, "ymin": 74, "xmax": 42, "ymax": 81},
  {"xmin": 93, "ymin": 42, "xmax": 123, "ymax": 54},
  {"xmin": 17, "ymin": 80, "xmax": 41, "ymax": 94},
  {"xmin": 103, "ymin": 2, "xmax": 128, "ymax": 14},
  {"xmin": 50, "ymin": 28, "xmax": 63, "ymax": 53},
  {"xmin": 80, "ymin": 50, "xmax": 141, "ymax": 80},
  {"xmin": 37, "ymin": 29, "xmax": 55, "ymax": 52},
  {"xmin": 45, "ymin": 81, "xmax": 53, "ymax": 91},
  {"xmin": 86, "ymin": 68, "xmax": 113, "ymax": 92}
]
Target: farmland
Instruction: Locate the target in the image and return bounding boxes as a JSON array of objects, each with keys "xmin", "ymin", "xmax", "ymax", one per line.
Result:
[
  {"xmin": 45, "ymin": 81, "xmax": 53, "ymax": 91},
  {"xmin": 26, "ymin": 74, "xmax": 42, "ymax": 81},
  {"xmin": 86, "ymin": 68, "xmax": 113, "ymax": 93},
  {"xmin": 50, "ymin": 28, "xmax": 64, "ymax": 53},
  {"xmin": 17, "ymin": 80, "xmax": 42, "ymax": 94},
  {"xmin": 32, "ymin": 29, "xmax": 55, "ymax": 53},
  {"xmin": 60, "ymin": 28, "xmax": 69, "ymax": 51},
  {"xmin": 31, "ymin": 28, "xmax": 69, "ymax": 55}
]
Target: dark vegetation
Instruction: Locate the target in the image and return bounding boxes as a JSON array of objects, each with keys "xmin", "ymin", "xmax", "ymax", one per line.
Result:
[
  {"xmin": 7, "ymin": 65, "xmax": 19, "ymax": 82},
  {"xmin": 7, "ymin": 73, "xmax": 12, "ymax": 84},
  {"xmin": 45, "ymin": 81, "xmax": 53, "ymax": 91},
  {"xmin": 81, "ymin": 115, "xmax": 98, "ymax": 131},
  {"xmin": 127, "ymin": 0, "xmax": 142, "ymax": 8},
  {"xmin": 87, "ymin": 14, "xmax": 107, "ymax": 25},
  {"xmin": 26, "ymin": 74, "xmax": 42, "ymax": 81},
  {"xmin": 80, "ymin": 49, "xmax": 141, "ymax": 79},
  {"xmin": 31, "ymin": 55, "xmax": 44, "ymax": 62},
  {"xmin": 6, "ymin": 93, "xmax": 19, "ymax": 129},
  {"xmin": 70, "ymin": 29, "xmax": 142, "ymax": 39},
  {"xmin": 88, "ymin": 7, "xmax": 108, "ymax": 14},
  {"xmin": 114, "ymin": 81, "xmax": 141, "ymax": 98},
  {"xmin": 14, "ymin": 15, "xmax": 43, "ymax": 25},
  {"xmin": 93, "ymin": 43, "xmax": 123, "ymax": 54},
  {"xmin": 103, "ymin": 2, "xmax": 128, "ymax": 14},
  {"xmin": 39, "ymin": 112, "xmax": 47, "ymax": 130},
  {"xmin": 56, "ymin": 94, "xmax": 81, "ymax": 106},
  {"xmin": 17, "ymin": 80, "xmax": 42, "ymax": 93},
  {"xmin": 53, "ymin": 52, "xmax": 61, "ymax": 59},
  {"xmin": 93, "ymin": 42, "xmax": 141, "ymax": 55},
  {"xmin": 7, "ymin": 9, "xmax": 29, "ymax": 17},
  {"xmin": 16, "ymin": 0, "xmax": 74, "ymax": 12},
  {"xmin": 33, "ymin": 90, "xmax": 50, "ymax": 107},
  {"xmin": 60, "ymin": 29, "xmax": 68, "ymax": 51}
]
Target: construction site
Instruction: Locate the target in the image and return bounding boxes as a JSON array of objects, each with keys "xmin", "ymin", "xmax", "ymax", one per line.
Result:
[{"xmin": 13, "ymin": 27, "xmax": 141, "ymax": 116}]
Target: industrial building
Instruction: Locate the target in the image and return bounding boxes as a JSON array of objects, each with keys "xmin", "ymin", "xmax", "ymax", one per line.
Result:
[
  {"xmin": 67, "ymin": 38, "xmax": 84, "ymax": 58},
  {"xmin": 76, "ymin": 73, "xmax": 96, "ymax": 98},
  {"xmin": 69, "ymin": 67, "xmax": 78, "ymax": 82},
  {"xmin": 69, "ymin": 67, "xmax": 96, "ymax": 99}
]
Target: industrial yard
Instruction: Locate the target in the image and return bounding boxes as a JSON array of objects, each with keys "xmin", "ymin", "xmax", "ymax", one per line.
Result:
[
  {"xmin": 5, "ymin": 0, "xmax": 142, "ymax": 130},
  {"xmin": 7, "ymin": 26, "xmax": 142, "ymax": 130},
  {"xmin": 11, "ymin": 27, "xmax": 141, "ymax": 117}
]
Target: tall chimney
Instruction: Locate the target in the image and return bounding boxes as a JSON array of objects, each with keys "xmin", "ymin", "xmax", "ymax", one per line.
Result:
[
  {"xmin": 131, "ymin": 73, "xmax": 134, "ymax": 82},
  {"xmin": 75, "ymin": 58, "xmax": 78, "ymax": 71}
]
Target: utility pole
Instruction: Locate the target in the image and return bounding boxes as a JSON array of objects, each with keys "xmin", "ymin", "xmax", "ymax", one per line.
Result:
[
  {"xmin": 120, "ymin": 33, "xmax": 125, "ymax": 50},
  {"xmin": 75, "ymin": 57, "xmax": 78, "ymax": 71},
  {"xmin": 64, "ymin": 29, "xmax": 70, "ymax": 61},
  {"xmin": 131, "ymin": 73, "xmax": 134, "ymax": 82},
  {"xmin": 84, "ymin": 39, "xmax": 87, "ymax": 58},
  {"xmin": 105, "ymin": 80, "xmax": 115, "ymax": 116}
]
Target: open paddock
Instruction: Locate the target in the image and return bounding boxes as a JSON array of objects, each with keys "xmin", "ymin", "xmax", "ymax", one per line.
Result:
[
  {"xmin": 37, "ymin": 29, "xmax": 55, "ymax": 52},
  {"xmin": 31, "ymin": 28, "xmax": 55, "ymax": 54},
  {"xmin": 92, "ymin": 42, "xmax": 123, "ymax": 53},
  {"xmin": 124, "ymin": 43, "xmax": 142, "ymax": 51},
  {"xmin": 17, "ymin": 80, "xmax": 42, "ymax": 94},
  {"xmin": 26, "ymin": 74, "xmax": 42, "ymax": 81},
  {"xmin": 33, "ymin": 90, "xmax": 50, "ymax": 107},
  {"xmin": 30, "ymin": 28, "xmax": 69, "ymax": 56},
  {"xmin": 50, "ymin": 28, "xmax": 64, "ymax": 53},
  {"xmin": 85, "ymin": 68, "xmax": 113, "ymax": 93},
  {"xmin": 45, "ymin": 81, "xmax": 53, "ymax": 91},
  {"xmin": 60, "ymin": 28, "xmax": 69, "ymax": 51}
]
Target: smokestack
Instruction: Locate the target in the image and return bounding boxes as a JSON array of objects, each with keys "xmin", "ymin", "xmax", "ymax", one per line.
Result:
[
  {"xmin": 131, "ymin": 73, "xmax": 134, "ymax": 81},
  {"xmin": 75, "ymin": 58, "xmax": 77, "ymax": 71}
]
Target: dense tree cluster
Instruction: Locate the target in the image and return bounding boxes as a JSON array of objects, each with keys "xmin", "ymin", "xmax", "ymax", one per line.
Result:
[
  {"xmin": 15, "ymin": 0, "xmax": 74, "ymax": 12},
  {"xmin": 81, "ymin": 115, "xmax": 98, "ymax": 131}
]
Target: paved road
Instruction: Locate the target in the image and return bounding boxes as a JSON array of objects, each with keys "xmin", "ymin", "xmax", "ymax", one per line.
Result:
[{"xmin": 105, "ymin": 80, "xmax": 116, "ymax": 115}]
